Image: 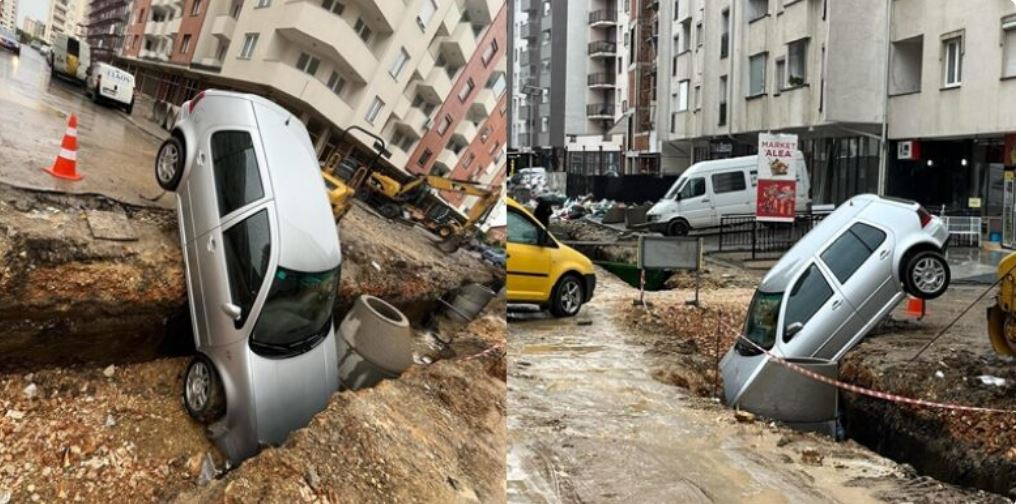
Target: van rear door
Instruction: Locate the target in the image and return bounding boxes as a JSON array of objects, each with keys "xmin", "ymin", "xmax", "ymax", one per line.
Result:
[{"xmin": 709, "ymin": 169, "xmax": 752, "ymax": 221}]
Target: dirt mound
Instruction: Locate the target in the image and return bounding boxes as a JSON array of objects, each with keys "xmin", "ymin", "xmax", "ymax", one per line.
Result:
[{"xmin": 177, "ymin": 357, "xmax": 506, "ymax": 504}]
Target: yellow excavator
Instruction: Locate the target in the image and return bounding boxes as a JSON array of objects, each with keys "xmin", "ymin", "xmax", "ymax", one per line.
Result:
[
  {"xmin": 988, "ymin": 252, "xmax": 1016, "ymax": 355},
  {"xmin": 363, "ymin": 172, "xmax": 501, "ymax": 252},
  {"xmin": 319, "ymin": 126, "xmax": 391, "ymax": 222}
]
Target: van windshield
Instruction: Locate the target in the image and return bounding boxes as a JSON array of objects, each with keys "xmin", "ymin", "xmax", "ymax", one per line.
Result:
[
  {"xmin": 664, "ymin": 177, "xmax": 687, "ymax": 199},
  {"xmin": 735, "ymin": 290, "xmax": 782, "ymax": 356},
  {"xmin": 250, "ymin": 266, "xmax": 339, "ymax": 357}
]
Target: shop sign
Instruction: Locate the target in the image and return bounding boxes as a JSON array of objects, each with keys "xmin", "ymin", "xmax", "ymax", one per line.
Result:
[
  {"xmin": 897, "ymin": 140, "xmax": 921, "ymax": 160},
  {"xmin": 968, "ymin": 197, "xmax": 982, "ymax": 209},
  {"xmin": 756, "ymin": 133, "xmax": 799, "ymax": 222}
]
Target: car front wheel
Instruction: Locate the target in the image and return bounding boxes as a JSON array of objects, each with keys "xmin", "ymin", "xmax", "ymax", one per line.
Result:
[
  {"xmin": 667, "ymin": 219, "xmax": 689, "ymax": 237},
  {"xmin": 549, "ymin": 275, "xmax": 584, "ymax": 318},
  {"xmin": 183, "ymin": 355, "xmax": 226, "ymax": 424},
  {"xmin": 155, "ymin": 136, "xmax": 185, "ymax": 191},
  {"xmin": 904, "ymin": 250, "xmax": 950, "ymax": 300}
]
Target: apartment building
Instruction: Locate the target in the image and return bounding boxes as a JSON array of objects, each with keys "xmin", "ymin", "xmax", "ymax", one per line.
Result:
[
  {"xmin": 885, "ymin": 0, "xmax": 1015, "ymax": 217},
  {"xmin": 116, "ymin": 0, "xmax": 506, "ymax": 214},
  {"xmin": 0, "ymin": 0, "xmax": 16, "ymax": 33},
  {"xmin": 85, "ymin": 0, "xmax": 134, "ymax": 62},
  {"xmin": 625, "ymin": 0, "xmax": 660, "ymax": 174},
  {"xmin": 47, "ymin": 0, "xmax": 90, "ymax": 42},
  {"xmin": 510, "ymin": 0, "xmax": 627, "ymax": 175},
  {"xmin": 22, "ymin": 17, "xmax": 47, "ymax": 39}
]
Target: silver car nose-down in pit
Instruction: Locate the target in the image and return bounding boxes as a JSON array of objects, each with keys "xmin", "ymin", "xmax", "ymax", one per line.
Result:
[
  {"xmin": 155, "ymin": 89, "xmax": 341, "ymax": 464},
  {"xmin": 720, "ymin": 194, "xmax": 950, "ymax": 434}
]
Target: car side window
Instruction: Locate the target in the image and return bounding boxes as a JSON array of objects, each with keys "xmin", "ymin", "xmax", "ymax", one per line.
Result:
[
  {"xmin": 783, "ymin": 264, "xmax": 833, "ymax": 342},
  {"xmin": 710, "ymin": 171, "xmax": 745, "ymax": 194},
  {"xmin": 678, "ymin": 177, "xmax": 706, "ymax": 199},
  {"xmin": 821, "ymin": 222, "xmax": 887, "ymax": 283},
  {"xmin": 211, "ymin": 131, "xmax": 264, "ymax": 217},
  {"xmin": 507, "ymin": 210, "xmax": 541, "ymax": 245},
  {"xmin": 222, "ymin": 209, "xmax": 271, "ymax": 328}
]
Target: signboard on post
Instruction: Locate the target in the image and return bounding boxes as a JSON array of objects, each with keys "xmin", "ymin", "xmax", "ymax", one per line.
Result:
[
  {"xmin": 637, "ymin": 236, "xmax": 703, "ymax": 306},
  {"xmin": 756, "ymin": 133, "xmax": 799, "ymax": 222}
]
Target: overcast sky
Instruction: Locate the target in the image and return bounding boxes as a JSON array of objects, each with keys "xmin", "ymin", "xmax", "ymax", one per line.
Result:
[{"xmin": 18, "ymin": 0, "xmax": 51, "ymax": 26}]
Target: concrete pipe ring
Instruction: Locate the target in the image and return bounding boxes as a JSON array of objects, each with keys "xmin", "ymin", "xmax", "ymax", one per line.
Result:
[{"xmin": 337, "ymin": 295, "xmax": 413, "ymax": 391}]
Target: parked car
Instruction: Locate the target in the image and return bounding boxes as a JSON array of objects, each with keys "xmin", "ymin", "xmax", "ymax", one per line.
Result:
[
  {"xmin": 506, "ymin": 197, "xmax": 596, "ymax": 317},
  {"xmin": 154, "ymin": 89, "xmax": 342, "ymax": 464},
  {"xmin": 646, "ymin": 153, "xmax": 811, "ymax": 236},
  {"xmin": 481, "ymin": 247, "xmax": 506, "ymax": 268},
  {"xmin": 86, "ymin": 62, "xmax": 135, "ymax": 113},
  {"xmin": 0, "ymin": 29, "xmax": 20, "ymax": 56},
  {"xmin": 720, "ymin": 194, "xmax": 950, "ymax": 427},
  {"xmin": 49, "ymin": 33, "xmax": 90, "ymax": 83}
]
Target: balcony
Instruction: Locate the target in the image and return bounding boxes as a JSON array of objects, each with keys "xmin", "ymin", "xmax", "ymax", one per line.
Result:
[
  {"xmin": 211, "ymin": 14, "xmax": 236, "ymax": 41},
  {"xmin": 586, "ymin": 103, "xmax": 614, "ymax": 118},
  {"xmin": 438, "ymin": 4, "xmax": 461, "ymax": 36},
  {"xmin": 276, "ymin": 0, "xmax": 378, "ymax": 84},
  {"xmin": 434, "ymin": 149, "xmax": 461, "ymax": 174},
  {"xmin": 439, "ymin": 21, "xmax": 475, "ymax": 68},
  {"xmin": 144, "ymin": 17, "xmax": 180, "ymax": 38},
  {"xmin": 520, "ymin": 20, "xmax": 537, "ymax": 39},
  {"xmin": 400, "ymin": 105, "xmax": 431, "ymax": 135},
  {"xmin": 416, "ymin": 65, "xmax": 453, "ymax": 104},
  {"xmin": 348, "ymin": 0, "xmax": 400, "ymax": 33},
  {"xmin": 232, "ymin": 61, "xmax": 356, "ymax": 125},
  {"xmin": 587, "ymin": 73, "xmax": 615, "ymax": 88},
  {"xmin": 587, "ymin": 40, "xmax": 615, "ymax": 57},
  {"xmin": 464, "ymin": 0, "xmax": 501, "ymax": 26},
  {"xmin": 588, "ymin": 10, "xmax": 617, "ymax": 27},
  {"xmin": 452, "ymin": 120, "xmax": 478, "ymax": 145},
  {"xmin": 468, "ymin": 87, "xmax": 497, "ymax": 121}
]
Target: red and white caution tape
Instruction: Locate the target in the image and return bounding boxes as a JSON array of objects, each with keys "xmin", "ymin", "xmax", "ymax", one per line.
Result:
[{"xmin": 737, "ymin": 335, "xmax": 1016, "ymax": 415}]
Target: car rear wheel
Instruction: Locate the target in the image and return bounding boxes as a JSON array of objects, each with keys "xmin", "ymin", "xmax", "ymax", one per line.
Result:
[
  {"xmin": 667, "ymin": 219, "xmax": 689, "ymax": 237},
  {"xmin": 155, "ymin": 136, "xmax": 185, "ymax": 191},
  {"xmin": 183, "ymin": 355, "xmax": 226, "ymax": 425},
  {"xmin": 904, "ymin": 250, "xmax": 950, "ymax": 299},
  {"xmin": 549, "ymin": 275, "xmax": 584, "ymax": 318}
]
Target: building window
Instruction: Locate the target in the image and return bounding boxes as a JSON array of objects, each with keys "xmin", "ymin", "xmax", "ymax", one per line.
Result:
[
  {"xmin": 694, "ymin": 84, "xmax": 701, "ymax": 110},
  {"xmin": 417, "ymin": 0, "xmax": 437, "ymax": 30},
  {"xmin": 137, "ymin": 8, "xmax": 145, "ymax": 23},
  {"xmin": 239, "ymin": 33, "xmax": 258, "ymax": 59},
  {"xmin": 437, "ymin": 114, "xmax": 452, "ymax": 135},
  {"xmin": 353, "ymin": 18, "xmax": 373, "ymax": 43},
  {"xmin": 417, "ymin": 148, "xmax": 433, "ymax": 166},
  {"xmin": 390, "ymin": 48, "xmax": 410, "ymax": 78},
  {"xmin": 326, "ymin": 71, "xmax": 346, "ymax": 95},
  {"xmin": 942, "ymin": 35, "xmax": 962, "ymax": 87},
  {"xmin": 482, "ymin": 39, "xmax": 498, "ymax": 65},
  {"xmin": 321, "ymin": 0, "xmax": 345, "ymax": 16},
  {"xmin": 681, "ymin": 18, "xmax": 691, "ymax": 52},
  {"xmin": 542, "ymin": 29, "xmax": 551, "ymax": 45},
  {"xmin": 747, "ymin": 0, "xmax": 768, "ymax": 22},
  {"xmin": 180, "ymin": 34, "xmax": 192, "ymax": 54},
  {"xmin": 190, "ymin": 0, "xmax": 203, "ymax": 16},
  {"xmin": 255, "ymin": 0, "xmax": 270, "ymax": 7},
  {"xmin": 720, "ymin": 9, "xmax": 730, "ymax": 59},
  {"xmin": 673, "ymin": 0, "xmax": 679, "ymax": 20},
  {"xmin": 787, "ymin": 38, "xmax": 808, "ymax": 86},
  {"xmin": 1004, "ymin": 16, "xmax": 1016, "ymax": 78},
  {"xmin": 480, "ymin": 126, "xmax": 492, "ymax": 142},
  {"xmin": 540, "ymin": 117, "xmax": 548, "ymax": 132},
  {"xmin": 541, "ymin": 88, "xmax": 548, "ymax": 103},
  {"xmin": 543, "ymin": 1, "xmax": 551, "ymax": 16},
  {"xmin": 677, "ymin": 80, "xmax": 689, "ymax": 111},
  {"xmin": 718, "ymin": 75, "xmax": 727, "ymax": 126},
  {"xmin": 748, "ymin": 52, "xmax": 767, "ymax": 96},
  {"xmin": 695, "ymin": 21, "xmax": 703, "ymax": 48},
  {"xmin": 391, "ymin": 131, "xmax": 413, "ymax": 152},
  {"xmin": 774, "ymin": 57, "xmax": 785, "ymax": 93},
  {"xmin": 890, "ymin": 35, "xmax": 923, "ymax": 94},
  {"xmin": 296, "ymin": 52, "xmax": 320, "ymax": 76},
  {"xmin": 458, "ymin": 78, "xmax": 475, "ymax": 102},
  {"xmin": 365, "ymin": 97, "xmax": 384, "ymax": 124}
]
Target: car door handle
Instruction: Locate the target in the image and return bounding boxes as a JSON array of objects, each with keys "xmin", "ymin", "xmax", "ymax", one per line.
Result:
[
  {"xmin": 831, "ymin": 299, "xmax": 842, "ymax": 310},
  {"xmin": 700, "ymin": 198, "xmax": 710, "ymax": 203},
  {"xmin": 880, "ymin": 249, "xmax": 891, "ymax": 259},
  {"xmin": 207, "ymin": 236, "xmax": 216, "ymax": 252}
]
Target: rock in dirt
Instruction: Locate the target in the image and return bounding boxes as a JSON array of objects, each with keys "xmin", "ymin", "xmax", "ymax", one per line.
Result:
[
  {"xmin": 22, "ymin": 382, "xmax": 37, "ymax": 399},
  {"xmin": 801, "ymin": 448, "xmax": 824, "ymax": 466},
  {"xmin": 734, "ymin": 410, "xmax": 756, "ymax": 424},
  {"xmin": 102, "ymin": 365, "xmax": 116, "ymax": 378}
]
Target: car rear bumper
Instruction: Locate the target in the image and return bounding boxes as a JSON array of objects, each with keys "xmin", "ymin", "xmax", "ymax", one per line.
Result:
[{"xmin": 583, "ymin": 273, "xmax": 596, "ymax": 302}]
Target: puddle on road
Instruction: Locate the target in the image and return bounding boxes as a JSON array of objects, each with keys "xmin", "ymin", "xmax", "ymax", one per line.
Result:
[{"xmin": 520, "ymin": 343, "xmax": 605, "ymax": 355}]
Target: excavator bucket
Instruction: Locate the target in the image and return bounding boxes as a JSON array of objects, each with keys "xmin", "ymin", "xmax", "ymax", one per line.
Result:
[{"xmin": 987, "ymin": 305, "xmax": 1014, "ymax": 355}]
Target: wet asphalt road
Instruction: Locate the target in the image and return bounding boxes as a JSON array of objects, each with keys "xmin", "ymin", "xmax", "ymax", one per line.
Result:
[
  {"xmin": 506, "ymin": 269, "xmax": 922, "ymax": 503},
  {"xmin": 0, "ymin": 48, "xmax": 169, "ymax": 208}
]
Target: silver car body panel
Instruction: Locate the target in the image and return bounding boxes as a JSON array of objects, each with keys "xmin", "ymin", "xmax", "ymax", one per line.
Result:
[
  {"xmin": 722, "ymin": 194, "xmax": 949, "ymax": 424},
  {"xmin": 169, "ymin": 90, "xmax": 341, "ymax": 464}
]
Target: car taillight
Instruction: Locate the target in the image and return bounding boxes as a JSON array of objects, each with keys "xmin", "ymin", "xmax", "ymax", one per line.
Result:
[
  {"xmin": 187, "ymin": 90, "xmax": 206, "ymax": 113},
  {"xmin": 917, "ymin": 207, "xmax": 932, "ymax": 228}
]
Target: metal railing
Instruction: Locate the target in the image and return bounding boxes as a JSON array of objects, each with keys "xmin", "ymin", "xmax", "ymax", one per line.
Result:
[
  {"xmin": 941, "ymin": 215, "xmax": 982, "ymax": 248},
  {"xmin": 586, "ymin": 103, "xmax": 615, "ymax": 116},
  {"xmin": 716, "ymin": 212, "xmax": 829, "ymax": 259},
  {"xmin": 587, "ymin": 73, "xmax": 615, "ymax": 86},
  {"xmin": 588, "ymin": 40, "xmax": 616, "ymax": 55},
  {"xmin": 588, "ymin": 9, "xmax": 618, "ymax": 24}
]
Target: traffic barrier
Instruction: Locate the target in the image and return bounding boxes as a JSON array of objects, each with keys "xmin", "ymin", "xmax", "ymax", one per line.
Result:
[
  {"xmin": 905, "ymin": 296, "xmax": 926, "ymax": 319},
  {"xmin": 42, "ymin": 114, "xmax": 82, "ymax": 181}
]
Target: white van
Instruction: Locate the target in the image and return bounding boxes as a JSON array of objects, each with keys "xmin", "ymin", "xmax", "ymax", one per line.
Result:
[
  {"xmin": 86, "ymin": 62, "xmax": 135, "ymax": 113},
  {"xmin": 645, "ymin": 153, "xmax": 811, "ymax": 235},
  {"xmin": 49, "ymin": 34, "xmax": 90, "ymax": 83}
]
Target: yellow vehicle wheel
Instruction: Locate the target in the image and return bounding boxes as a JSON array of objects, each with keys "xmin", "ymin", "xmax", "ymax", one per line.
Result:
[
  {"xmin": 988, "ymin": 306, "xmax": 1014, "ymax": 355},
  {"xmin": 438, "ymin": 225, "xmax": 454, "ymax": 238}
]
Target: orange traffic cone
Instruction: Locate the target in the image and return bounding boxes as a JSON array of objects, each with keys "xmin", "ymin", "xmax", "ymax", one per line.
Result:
[
  {"xmin": 905, "ymin": 295, "xmax": 925, "ymax": 319},
  {"xmin": 43, "ymin": 114, "xmax": 82, "ymax": 181}
]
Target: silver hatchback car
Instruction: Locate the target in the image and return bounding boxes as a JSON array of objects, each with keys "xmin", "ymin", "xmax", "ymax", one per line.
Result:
[
  {"xmin": 154, "ymin": 90, "xmax": 341, "ymax": 464},
  {"xmin": 721, "ymin": 195, "xmax": 950, "ymax": 426}
]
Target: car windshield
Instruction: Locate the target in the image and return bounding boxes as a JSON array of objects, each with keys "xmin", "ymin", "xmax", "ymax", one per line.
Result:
[
  {"xmin": 664, "ymin": 177, "xmax": 687, "ymax": 199},
  {"xmin": 735, "ymin": 290, "xmax": 782, "ymax": 356},
  {"xmin": 250, "ymin": 266, "xmax": 339, "ymax": 356}
]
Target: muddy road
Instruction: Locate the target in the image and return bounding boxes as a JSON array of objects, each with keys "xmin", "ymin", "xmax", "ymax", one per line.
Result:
[{"xmin": 507, "ymin": 269, "xmax": 1008, "ymax": 503}]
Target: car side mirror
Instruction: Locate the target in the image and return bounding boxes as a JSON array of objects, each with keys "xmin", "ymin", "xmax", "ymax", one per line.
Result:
[
  {"xmin": 221, "ymin": 302, "xmax": 242, "ymax": 321},
  {"xmin": 785, "ymin": 322, "xmax": 804, "ymax": 338}
]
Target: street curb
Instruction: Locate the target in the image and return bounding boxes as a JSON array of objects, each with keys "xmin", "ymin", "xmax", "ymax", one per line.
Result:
[{"xmin": 121, "ymin": 112, "xmax": 167, "ymax": 142}]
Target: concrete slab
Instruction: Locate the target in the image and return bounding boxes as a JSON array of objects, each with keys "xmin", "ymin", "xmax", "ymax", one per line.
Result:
[{"xmin": 86, "ymin": 210, "xmax": 138, "ymax": 241}]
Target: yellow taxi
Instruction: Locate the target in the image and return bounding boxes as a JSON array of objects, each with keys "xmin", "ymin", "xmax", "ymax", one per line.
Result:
[{"xmin": 506, "ymin": 198, "xmax": 596, "ymax": 317}]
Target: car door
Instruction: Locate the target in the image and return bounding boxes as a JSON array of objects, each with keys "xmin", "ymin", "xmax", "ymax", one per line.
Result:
[
  {"xmin": 819, "ymin": 221, "xmax": 899, "ymax": 335},
  {"xmin": 775, "ymin": 261, "xmax": 860, "ymax": 360},
  {"xmin": 675, "ymin": 176, "xmax": 714, "ymax": 228},
  {"xmin": 709, "ymin": 170, "xmax": 749, "ymax": 221},
  {"xmin": 506, "ymin": 209, "xmax": 553, "ymax": 302}
]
